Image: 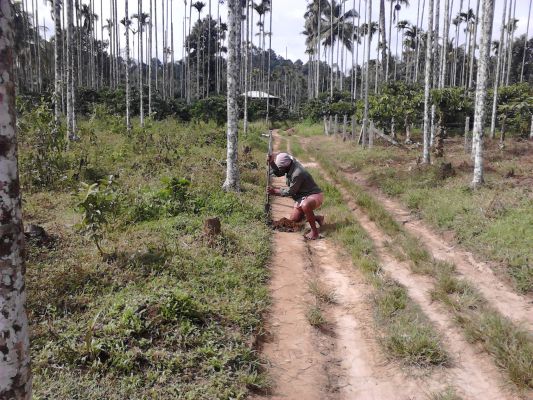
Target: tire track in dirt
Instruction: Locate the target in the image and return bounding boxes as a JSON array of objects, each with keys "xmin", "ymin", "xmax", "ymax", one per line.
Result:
[
  {"xmin": 254, "ymin": 133, "xmax": 333, "ymax": 400},
  {"xmin": 311, "ymin": 155, "xmax": 522, "ymax": 400},
  {"xmin": 308, "ymin": 238, "xmax": 449, "ymax": 400},
  {"xmin": 256, "ymin": 132, "xmax": 448, "ymax": 399},
  {"xmin": 344, "ymin": 169, "xmax": 533, "ymax": 332}
]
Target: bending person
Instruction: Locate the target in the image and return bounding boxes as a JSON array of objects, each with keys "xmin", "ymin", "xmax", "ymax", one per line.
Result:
[{"xmin": 267, "ymin": 152, "xmax": 325, "ymax": 240}]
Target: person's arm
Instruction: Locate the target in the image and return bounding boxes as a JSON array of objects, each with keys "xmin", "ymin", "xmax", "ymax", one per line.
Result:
[
  {"xmin": 268, "ymin": 152, "xmax": 284, "ymax": 177},
  {"xmin": 280, "ymin": 172, "xmax": 304, "ymax": 197}
]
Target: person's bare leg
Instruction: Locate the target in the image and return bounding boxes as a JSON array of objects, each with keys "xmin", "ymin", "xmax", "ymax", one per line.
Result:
[
  {"xmin": 302, "ymin": 201, "xmax": 320, "ymax": 240},
  {"xmin": 315, "ymin": 215, "xmax": 325, "ymax": 226},
  {"xmin": 289, "ymin": 208, "xmax": 305, "ymax": 222}
]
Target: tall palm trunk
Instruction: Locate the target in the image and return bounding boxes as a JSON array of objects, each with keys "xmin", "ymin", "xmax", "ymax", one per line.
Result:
[
  {"xmin": 471, "ymin": 0, "xmax": 494, "ymax": 188},
  {"xmin": 414, "ymin": 0, "xmax": 425, "ymax": 82},
  {"xmin": 223, "ymin": 0, "xmax": 240, "ymax": 192},
  {"xmin": 149, "ymin": 0, "xmax": 153, "ymax": 114},
  {"xmin": 489, "ymin": 0, "xmax": 507, "ymax": 139},
  {"xmin": 330, "ymin": 0, "xmax": 333, "ymax": 97},
  {"xmin": 196, "ymin": 9, "xmax": 201, "ymax": 99},
  {"xmin": 440, "ymin": 0, "xmax": 450, "ymax": 87},
  {"xmin": 170, "ymin": 0, "xmax": 175, "ymax": 98},
  {"xmin": 0, "ymin": 4, "xmax": 32, "ymax": 397},
  {"xmin": 504, "ymin": 0, "xmax": 516, "ymax": 85},
  {"xmin": 161, "ymin": 0, "xmax": 168, "ymax": 99},
  {"xmin": 386, "ymin": 0, "xmax": 393, "ymax": 82},
  {"xmin": 125, "ymin": 0, "xmax": 131, "ymax": 133},
  {"xmin": 266, "ymin": 0, "xmax": 273, "ymax": 123},
  {"xmin": 520, "ymin": 0, "xmax": 532, "ymax": 82},
  {"xmin": 315, "ymin": 0, "xmax": 321, "ymax": 98},
  {"xmin": 54, "ymin": 0, "xmax": 62, "ymax": 125},
  {"xmin": 362, "ymin": 0, "xmax": 371, "ymax": 147},
  {"xmin": 207, "ymin": 0, "xmax": 212, "ymax": 96},
  {"xmin": 379, "ymin": 0, "xmax": 386, "ymax": 80},
  {"xmin": 67, "ymin": 0, "xmax": 76, "ymax": 140},
  {"xmin": 244, "ymin": 0, "xmax": 250, "ymax": 134},
  {"xmin": 433, "ymin": 0, "xmax": 440, "ymax": 87},
  {"xmin": 139, "ymin": 0, "xmax": 144, "ymax": 126},
  {"xmin": 422, "ymin": 0, "xmax": 434, "ymax": 164},
  {"xmin": 34, "ymin": 0, "xmax": 43, "ymax": 91},
  {"xmin": 467, "ymin": 0, "xmax": 480, "ymax": 88}
]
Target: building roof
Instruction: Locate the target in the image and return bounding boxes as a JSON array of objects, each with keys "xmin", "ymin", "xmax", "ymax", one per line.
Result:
[{"xmin": 242, "ymin": 91, "xmax": 280, "ymax": 99}]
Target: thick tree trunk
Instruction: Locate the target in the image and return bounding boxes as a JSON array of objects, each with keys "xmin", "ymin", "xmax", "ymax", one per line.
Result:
[
  {"xmin": 471, "ymin": 0, "xmax": 494, "ymax": 188},
  {"xmin": 0, "ymin": 2, "xmax": 32, "ymax": 397},
  {"xmin": 422, "ymin": 0, "xmax": 434, "ymax": 164},
  {"xmin": 223, "ymin": 0, "xmax": 240, "ymax": 192},
  {"xmin": 54, "ymin": 0, "xmax": 62, "ymax": 126}
]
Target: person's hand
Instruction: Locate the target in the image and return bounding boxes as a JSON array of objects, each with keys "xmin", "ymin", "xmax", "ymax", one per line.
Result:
[
  {"xmin": 267, "ymin": 152, "xmax": 278, "ymax": 164},
  {"xmin": 267, "ymin": 186, "xmax": 279, "ymax": 195}
]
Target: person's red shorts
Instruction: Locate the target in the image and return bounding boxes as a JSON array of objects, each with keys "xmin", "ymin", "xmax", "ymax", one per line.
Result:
[{"xmin": 295, "ymin": 192, "xmax": 324, "ymax": 211}]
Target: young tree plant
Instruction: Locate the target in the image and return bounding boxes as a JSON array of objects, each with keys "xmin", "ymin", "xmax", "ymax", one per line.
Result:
[{"xmin": 76, "ymin": 176, "xmax": 118, "ymax": 257}]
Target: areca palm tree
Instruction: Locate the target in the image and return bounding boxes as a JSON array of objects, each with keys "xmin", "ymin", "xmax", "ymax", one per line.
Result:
[
  {"xmin": 0, "ymin": 5, "xmax": 32, "ymax": 397},
  {"xmin": 490, "ymin": 0, "xmax": 507, "ymax": 139},
  {"xmin": 132, "ymin": 9, "xmax": 149, "ymax": 126},
  {"xmin": 320, "ymin": 0, "xmax": 357, "ymax": 95},
  {"xmin": 386, "ymin": 0, "xmax": 409, "ymax": 81},
  {"xmin": 395, "ymin": 19, "xmax": 409, "ymax": 79},
  {"xmin": 121, "ymin": 1, "xmax": 132, "ymax": 134},
  {"xmin": 472, "ymin": 0, "xmax": 495, "ymax": 188},
  {"xmin": 193, "ymin": 1, "xmax": 206, "ymax": 98},
  {"xmin": 52, "ymin": 0, "xmax": 63, "ymax": 124},
  {"xmin": 224, "ymin": 0, "xmax": 241, "ymax": 192}
]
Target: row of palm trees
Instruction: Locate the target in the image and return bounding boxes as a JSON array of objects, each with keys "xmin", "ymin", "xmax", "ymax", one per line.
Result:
[
  {"xmin": 303, "ymin": 0, "xmax": 531, "ymax": 100},
  {"xmin": 303, "ymin": 0, "xmax": 531, "ymax": 188}
]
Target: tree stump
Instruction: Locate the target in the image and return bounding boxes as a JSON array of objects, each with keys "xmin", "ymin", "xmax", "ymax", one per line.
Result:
[{"xmin": 204, "ymin": 218, "xmax": 221, "ymax": 237}]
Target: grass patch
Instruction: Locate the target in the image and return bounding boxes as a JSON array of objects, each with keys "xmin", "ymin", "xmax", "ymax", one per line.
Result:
[
  {"xmin": 306, "ymin": 305, "xmax": 327, "ymax": 327},
  {"xmin": 308, "ymin": 280, "xmax": 337, "ymax": 304},
  {"xmin": 25, "ymin": 117, "xmax": 272, "ymax": 399},
  {"xmin": 432, "ymin": 272, "xmax": 533, "ymax": 389},
  {"xmin": 429, "ymin": 387, "xmax": 463, "ymax": 400}
]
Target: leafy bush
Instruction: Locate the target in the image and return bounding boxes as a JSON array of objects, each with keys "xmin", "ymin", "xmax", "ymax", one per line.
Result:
[
  {"xmin": 18, "ymin": 100, "xmax": 71, "ymax": 190},
  {"xmin": 496, "ymin": 84, "xmax": 533, "ymax": 137},
  {"xmin": 191, "ymin": 96, "xmax": 227, "ymax": 125}
]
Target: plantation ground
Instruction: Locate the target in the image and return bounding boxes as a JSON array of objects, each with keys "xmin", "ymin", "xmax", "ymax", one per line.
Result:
[
  {"xmin": 22, "ymin": 116, "xmax": 271, "ymax": 399},
  {"xmin": 20, "ymin": 113, "xmax": 533, "ymax": 399}
]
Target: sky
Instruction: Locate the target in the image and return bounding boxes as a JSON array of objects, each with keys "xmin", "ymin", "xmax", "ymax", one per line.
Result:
[{"xmin": 30, "ymin": 0, "xmax": 532, "ymax": 68}]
